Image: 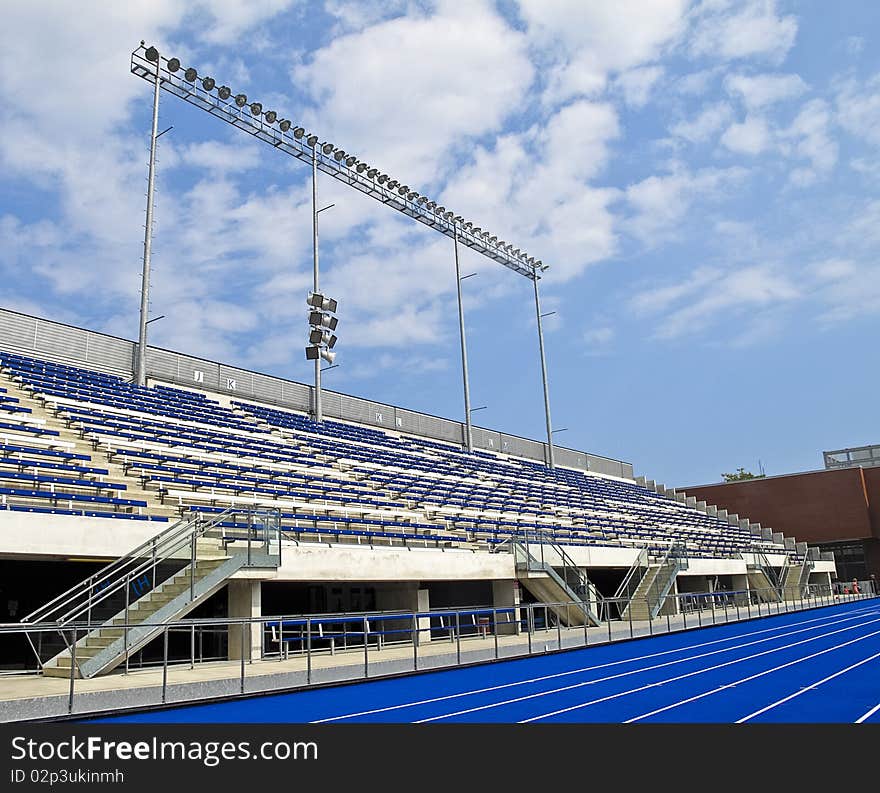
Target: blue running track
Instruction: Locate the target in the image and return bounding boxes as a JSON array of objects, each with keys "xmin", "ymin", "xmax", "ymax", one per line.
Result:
[{"xmin": 96, "ymin": 599, "xmax": 880, "ymax": 724}]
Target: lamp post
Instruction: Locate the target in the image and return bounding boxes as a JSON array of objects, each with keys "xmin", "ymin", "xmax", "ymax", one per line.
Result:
[
  {"xmin": 135, "ymin": 43, "xmax": 162, "ymax": 388},
  {"xmin": 454, "ymin": 226, "xmax": 474, "ymax": 453},
  {"xmin": 533, "ymin": 269, "xmax": 555, "ymax": 469}
]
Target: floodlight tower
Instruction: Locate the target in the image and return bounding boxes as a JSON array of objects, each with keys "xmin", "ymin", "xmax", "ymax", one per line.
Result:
[{"xmin": 135, "ymin": 42, "xmax": 162, "ymax": 388}]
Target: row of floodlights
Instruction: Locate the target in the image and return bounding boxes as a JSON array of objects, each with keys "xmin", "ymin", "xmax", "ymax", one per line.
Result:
[
  {"xmin": 143, "ymin": 45, "xmax": 546, "ymax": 273},
  {"xmin": 306, "ymin": 292, "xmax": 337, "ymax": 364}
]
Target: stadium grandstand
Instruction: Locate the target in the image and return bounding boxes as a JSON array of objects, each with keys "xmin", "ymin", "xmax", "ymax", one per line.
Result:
[{"xmin": 0, "ymin": 305, "xmax": 848, "ymax": 722}]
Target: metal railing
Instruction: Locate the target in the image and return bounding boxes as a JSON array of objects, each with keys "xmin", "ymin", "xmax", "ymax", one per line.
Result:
[
  {"xmin": 1, "ymin": 582, "xmax": 875, "ymax": 721},
  {"xmin": 612, "ymin": 547, "xmax": 649, "ymax": 617},
  {"xmin": 20, "ymin": 507, "xmax": 281, "ymax": 674}
]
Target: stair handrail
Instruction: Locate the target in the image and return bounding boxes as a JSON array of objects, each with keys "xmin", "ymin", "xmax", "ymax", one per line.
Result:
[
  {"xmin": 22, "ymin": 507, "xmax": 237, "ymax": 627},
  {"xmin": 502, "ymin": 528, "xmax": 605, "ymax": 619},
  {"xmin": 613, "ymin": 547, "xmax": 649, "ymax": 604},
  {"xmin": 748, "ymin": 544, "xmax": 780, "ymax": 592},
  {"xmin": 641, "ymin": 542, "xmax": 688, "ymax": 618}
]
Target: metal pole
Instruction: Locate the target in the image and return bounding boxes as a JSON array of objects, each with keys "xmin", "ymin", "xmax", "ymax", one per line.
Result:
[
  {"xmin": 124, "ymin": 573, "xmax": 130, "ymax": 675},
  {"xmin": 412, "ymin": 614, "xmax": 418, "ymax": 671},
  {"xmin": 306, "ymin": 618, "xmax": 312, "ymax": 684},
  {"xmin": 456, "ymin": 612, "xmax": 461, "ymax": 664},
  {"xmin": 161, "ymin": 626, "xmax": 168, "ymax": 704},
  {"xmin": 493, "ymin": 609, "xmax": 499, "ymax": 658},
  {"xmin": 532, "ymin": 272, "xmax": 555, "ymax": 469},
  {"xmin": 136, "ymin": 46, "xmax": 162, "ymax": 387},
  {"xmin": 68, "ymin": 628, "xmax": 77, "ymax": 715},
  {"xmin": 240, "ymin": 622, "xmax": 246, "ymax": 693},
  {"xmin": 363, "ymin": 617, "xmax": 369, "ymax": 679},
  {"xmin": 311, "ymin": 146, "xmax": 323, "ymax": 423},
  {"xmin": 454, "ymin": 227, "xmax": 473, "ymax": 452}
]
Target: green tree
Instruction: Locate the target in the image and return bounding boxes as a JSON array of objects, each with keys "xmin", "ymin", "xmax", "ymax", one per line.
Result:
[{"xmin": 721, "ymin": 467, "xmax": 765, "ymax": 482}]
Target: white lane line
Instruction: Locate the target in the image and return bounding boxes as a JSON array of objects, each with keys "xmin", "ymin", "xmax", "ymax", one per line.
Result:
[
  {"xmin": 729, "ymin": 648, "xmax": 880, "ymax": 723},
  {"xmin": 419, "ymin": 614, "xmax": 880, "ymax": 723},
  {"xmin": 311, "ymin": 604, "xmax": 876, "ymax": 723},
  {"xmin": 855, "ymin": 701, "xmax": 880, "ymax": 724}
]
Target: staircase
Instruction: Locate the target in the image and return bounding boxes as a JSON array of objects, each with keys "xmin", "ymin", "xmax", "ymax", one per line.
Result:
[
  {"xmin": 780, "ymin": 545, "xmax": 814, "ymax": 601},
  {"xmin": 621, "ymin": 544, "xmax": 688, "ymax": 621},
  {"xmin": 745, "ymin": 546, "xmax": 785, "ymax": 603},
  {"xmin": 22, "ymin": 507, "xmax": 281, "ymax": 679},
  {"xmin": 497, "ymin": 530, "xmax": 602, "ymax": 627}
]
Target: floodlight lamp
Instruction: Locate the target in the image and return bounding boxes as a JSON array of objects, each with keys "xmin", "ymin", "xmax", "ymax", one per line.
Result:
[
  {"xmin": 345, "ymin": 155, "xmax": 358, "ymax": 167},
  {"xmin": 321, "ymin": 142, "xmax": 334, "ymax": 155},
  {"xmin": 234, "ymin": 93, "xmax": 247, "ymax": 107},
  {"xmin": 264, "ymin": 110, "xmax": 277, "ymax": 124},
  {"xmin": 305, "ymin": 346, "xmax": 320, "ymax": 361},
  {"xmin": 201, "ymin": 76, "xmax": 215, "ymax": 92},
  {"xmin": 367, "ymin": 168, "xmax": 378, "ymax": 178},
  {"xmin": 184, "ymin": 67, "xmax": 197, "ymax": 83},
  {"xmin": 293, "ymin": 127, "xmax": 305, "ymax": 139},
  {"xmin": 407, "ymin": 191, "xmax": 418, "ymax": 200},
  {"xmin": 444, "ymin": 211, "xmax": 454, "ymax": 220},
  {"xmin": 307, "ymin": 134, "xmax": 319, "ymax": 147},
  {"xmin": 145, "ymin": 46, "xmax": 160, "ymax": 62},
  {"xmin": 473, "ymin": 227, "xmax": 481, "ymax": 234},
  {"xmin": 463, "ymin": 221, "xmax": 473, "ymax": 230},
  {"xmin": 356, "ymin": 163, "xmax": 368, "ymax": 173},
  {"xmin": 417, "ymin": 196, "xmax": 428, "ymax": 204},
  {"xmin": 489, "ymin": 236, "xmax": 498, "ymax": 243},
  {"xmin": 453, "ymin": 215, "xmax": 463, "ymax": 223},
  {"xmin": 249, "ymin": 102, "xmax": 262, "ymax": 116},
  {"xmin": 309, "ymin": 328, "xmax": 324, "ymax": 345},
  {"xmin": 377, "ymin": 174, "xmax": 388, "ymax": 184},
  {"xmin": 426, "ymin": 201, "xmax": 436, "ymax": 210},
  {"xmin": 398, "ymin": 185, "xmax": 409, "ymax": 196},
  {"xmin": 167, "ymin": 57, "xmax": 181, "ymax": 72},
  {"xmin": 387, "ymin": 179, "xmax": 399, "ymax": 190},
  {"xmin": 326, "ymin": 334, "xmax": 338, "ymax": 349},
  {"xmin": 217, "ymin": 85, "xmax": 231, "ymax": 100},
  {"xmin": 333, "ymin": 149, "xmax": 345, "ymax": 162},
  {"xmin": 435, "ymin": 206, "xmax": 445, "ymax": 215},
  {"xmin": 278, "ymin": 119, "xmax": 291, "ymax": 132}
]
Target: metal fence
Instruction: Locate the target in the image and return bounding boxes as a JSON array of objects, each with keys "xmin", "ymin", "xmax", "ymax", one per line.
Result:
[{"xmin": 0, "ymin": 584, "xmax": 874, "ymax": 721}]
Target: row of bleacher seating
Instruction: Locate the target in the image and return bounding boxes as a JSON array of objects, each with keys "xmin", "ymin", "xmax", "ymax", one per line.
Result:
[{"xmin": 0, "ymin": 351, "xmax": 793, "ymax": 560}]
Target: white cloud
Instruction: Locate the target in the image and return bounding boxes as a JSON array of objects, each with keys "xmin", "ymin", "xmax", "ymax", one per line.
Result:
[
  {"xmin": 836, "ymin": 74, "xmax": 880, "ymax": 147},
  {"xmin": 582, "ymin": 326, "xmax": 614, "ymax": 350},
  {"xmin": 689, "ymin": 0, "xmax": 798, "ymax": 64},
  {"xmin": 670, "ymin": 102, "xmax": 733, "ymax": 143},
  {"xmin": 625, "ymin": 166, "xmax": 747, "ymax": 242},
  {"xmin": 293, "ymin": 0, "xmax": 533, "ymax": 184},
  {"xmin": 720, "ymin": 115, "xmax": 771, "ymax": 154},
  {"xmin": 615, "ymin": 66, "xmax": 665, "ymax": 108},
  {"xmin": 179, "ymin": 141, "xmax": 262, "ymax": 173},
  {"xmin": 633, "ymin": 264, "xmax": 800, "ymax": 340},
  {"xmin": 724, "ymin": 72, "xmax": 808, "ymax": 109},
  {"xmin": 520, "ymin": 0, "xmax": 688, "ymax": 105},
  {"xmin": 780, "ymin": 99, "xmax": 837, "ymax": 185}
]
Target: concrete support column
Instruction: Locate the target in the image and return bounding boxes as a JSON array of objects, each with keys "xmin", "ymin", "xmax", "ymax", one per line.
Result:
[
  {"xmin": 657, "ymin": 579, "xmax": 679, "ymax": 616},
  {"xmin": 731, "ymin": 574, "xmax": 750, "ymax": 606},
  {"xmin": 228, "ymin": 580, "xmax": 261, "ymax": 661},
  {"xmin": 492, "ymin": 579, "xmax": 521, "ymax": 635},
  {"xmin": 376, "ymin": 583, "xmax": 431, "ymax": 644}
]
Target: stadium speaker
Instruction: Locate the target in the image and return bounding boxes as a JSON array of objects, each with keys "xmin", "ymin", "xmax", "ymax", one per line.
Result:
[
  {"xmin": 167, "ymin": 57, "xmax": 181, "ymax": 72},
  {"xmin": 264, "ymin": 110, "xmax": 277, "ymax": 124},
  {"xmin": 218, "ymin": 85, "xmax": 232, "ymax": 100},
  {"xmin": 184, "ymin": 67, "xmax": 197, "ymax": 83},
  {"xmin": 320, "ymin": 349, "xmax": 336, "ymax": 364},
  {"xmin": 307, "ymin": 134, "xmax": 319, "ymax": 147},
  {"xmin": 278, "ymin": 119, "xmax": 291, "ymax": 132},
  {"xmin": 145, "ymin": 46, "xmax": 159, "ymax": 62},
  {"xmin": 305, "ymin": 346, "xmax": 320, "ymax": 361},
  {"xmin": 201, "ymin": 76, "xmax": 215, "ymax": 92},
  {"xmin": 234, "ymin": 93, "xmax": 247, "ymax": 107},
  {"xmin": 321, "ymin": 142, "xmax": 334, "ymax": 155},
  {"xmin": 249, "ymin": 102, "xmax": 262, "ymax": 116}
]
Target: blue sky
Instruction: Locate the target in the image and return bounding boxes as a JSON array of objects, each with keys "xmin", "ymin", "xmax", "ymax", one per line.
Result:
[{"xmin": 1, "ymin": 1, "xmax": 878, "ymax": 486}]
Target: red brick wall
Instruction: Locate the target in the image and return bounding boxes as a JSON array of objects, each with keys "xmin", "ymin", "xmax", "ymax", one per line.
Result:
[{"xmin": 683, "ymin": 468, "xmax": 875, "ymax": 544}]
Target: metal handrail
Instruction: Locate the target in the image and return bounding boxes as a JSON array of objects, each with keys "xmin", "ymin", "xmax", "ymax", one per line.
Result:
[
  {"xmin": 613, "ymin": 547, "xmax": 649, "ymax": 603},
  {"xmin": 22, "ymin": 508, "xmax": 237, "ymax": 627}
]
